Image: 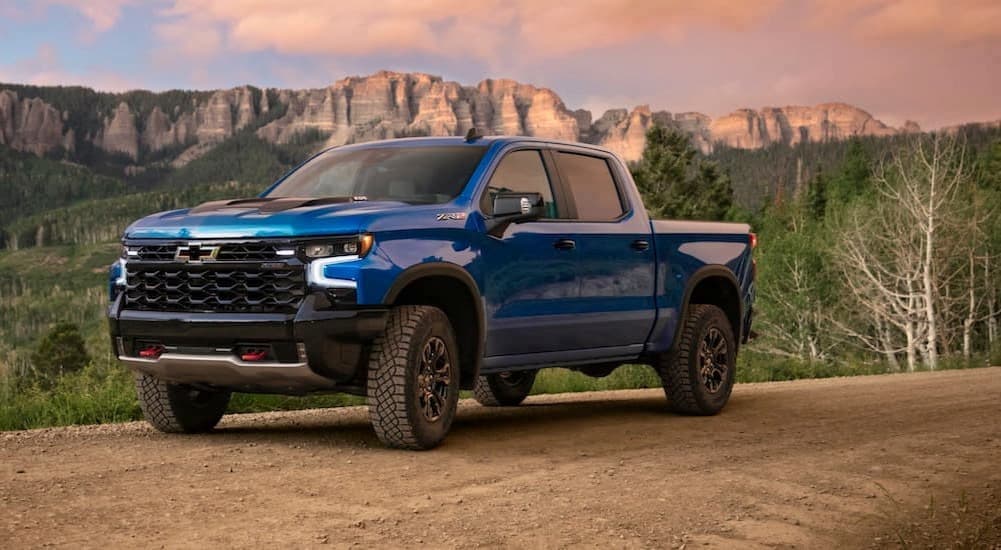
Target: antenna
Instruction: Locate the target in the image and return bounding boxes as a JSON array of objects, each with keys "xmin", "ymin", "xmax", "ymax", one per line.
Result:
[{"xmin": 465, "ymin": 127, "xmax": 483, "ymax": 142}]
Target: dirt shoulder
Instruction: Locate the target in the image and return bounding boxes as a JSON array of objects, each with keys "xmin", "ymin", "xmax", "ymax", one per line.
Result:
[{"xmin": 3, "ymin": 368, "xmax": 1000, "ymax": 549}]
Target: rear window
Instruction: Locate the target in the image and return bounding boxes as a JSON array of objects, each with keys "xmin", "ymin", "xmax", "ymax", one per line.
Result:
[
  {"xmin": 555, "ymin": 152, "xmax": 625, "ymax": 221},
  {"xmin": 266, "ymin": 145, "xmax": 487, "ymax": 204}
]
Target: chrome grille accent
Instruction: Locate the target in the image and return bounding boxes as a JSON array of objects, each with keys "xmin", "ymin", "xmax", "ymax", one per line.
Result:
[{"xmin": 133, "ymin": 242, "xmax": 287, "ymax": 262}]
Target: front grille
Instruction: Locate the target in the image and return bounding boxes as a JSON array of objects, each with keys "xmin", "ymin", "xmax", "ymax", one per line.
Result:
[
  {"xmin": 135, "ymin": 245, "xmax": 175, "ymax": 261},
  {"xmin": 215, "ymin": 242, "xmax": 283, "ymax": 261},
  {"xmin": 124, "ymin": 265, "xmax": 306, "ymax": 313},
  {"xmin": 133, "ymin": 242, "xmax": 287, "ymax": 262}
]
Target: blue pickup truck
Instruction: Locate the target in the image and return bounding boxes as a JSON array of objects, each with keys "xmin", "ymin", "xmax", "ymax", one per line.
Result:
[{"xmin": 107, "ymin": 134, "xmax": 755, "ymax": 449}]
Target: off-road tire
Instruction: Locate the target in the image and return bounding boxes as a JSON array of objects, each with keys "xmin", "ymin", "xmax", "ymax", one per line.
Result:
[
  {"xmin": 473, "ymin": 371, "xmax": 537, "ymax": 406},
  {"xmin": 366, "ymin": 305, "xmax": 460, "ymax": 450},
  {"xmin": 134, "ymin": 372, "xmax": 231, "ymax": 433},
  {"xmin": 657, "ymin": 304, "xmax": 736, "ymax": 415}
]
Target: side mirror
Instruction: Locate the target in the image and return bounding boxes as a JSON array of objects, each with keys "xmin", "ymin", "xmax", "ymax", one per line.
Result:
[{"xmin": 486, "ymin": 192, "xmax": 545, "ymax": 237}]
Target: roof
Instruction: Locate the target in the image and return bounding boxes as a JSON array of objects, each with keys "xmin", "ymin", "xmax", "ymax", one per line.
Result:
[{"xmin": 329, "ymin": 135, "xmax": 615, "ymax": 155}]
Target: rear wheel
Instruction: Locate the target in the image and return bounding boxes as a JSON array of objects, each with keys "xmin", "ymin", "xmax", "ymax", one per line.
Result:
[
  {"xmin": 134, "ymin": 372, "xmax": 231, "ymax": 433},
  {"xmin": 366, "ymin": 305, "xmax": 460, "ymax": 450},
  {"xmin": 473, "ymin": 370, "xmax": 537, "ymax": 406},
  {"xmin": 657, "ymin": 304, "xmax": 736, "ymax": 415}
]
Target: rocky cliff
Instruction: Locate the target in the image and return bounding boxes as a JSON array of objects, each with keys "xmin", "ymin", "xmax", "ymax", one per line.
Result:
[
  {"xmin": 0, "ymin": 90, "xmax": 75, "ymax": 156},
  {"xmin": 0, "ymin": 71, "xmax": 918, "ymax": 166},
  {"xmin": 255, "ymin": 72, "xmax": 580, "ymax": 148}
]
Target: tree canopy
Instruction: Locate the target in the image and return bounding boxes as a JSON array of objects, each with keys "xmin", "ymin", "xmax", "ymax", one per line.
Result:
[{"xmin": 632, "ymin": 124, "xmax": 734, "ymax": 221}]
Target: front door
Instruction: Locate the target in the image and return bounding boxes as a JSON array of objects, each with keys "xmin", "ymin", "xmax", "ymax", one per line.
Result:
[{"xmin": 476, "ymin": 149, "xmax": 582, "ymax": 358}]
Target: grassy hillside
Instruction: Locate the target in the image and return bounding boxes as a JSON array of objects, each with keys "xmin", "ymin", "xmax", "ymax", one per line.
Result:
[{"xmin": 0, "ymin": 148, "xmax": 126, "ymax": 239}]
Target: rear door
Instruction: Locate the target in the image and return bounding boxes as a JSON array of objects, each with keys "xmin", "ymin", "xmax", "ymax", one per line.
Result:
[{"xmin": 551, "ymin": 149, "xmax": 656, "ymax": 352}]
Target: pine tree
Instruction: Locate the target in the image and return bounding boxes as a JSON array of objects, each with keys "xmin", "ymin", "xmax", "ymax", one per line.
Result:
[
  {"xmin": 632, "ymin": 124, "xmax": 733, "ymax": 221},
  {"xmin": 805, "ymin": 166, "xmax": 828, "ymax": 220},
  {"xmin": 827, "ymin": 138, "xmax": 871, "ymax": 207},
  {"xmin": 979, "ymin": 139, "xmax": 1001, "ymax": 191}
]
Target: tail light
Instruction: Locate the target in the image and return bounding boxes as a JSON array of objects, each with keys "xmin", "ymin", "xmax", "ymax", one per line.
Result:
[{"xmin": 749, "ymin": 232, "xmax": 758, "ymax": 249}]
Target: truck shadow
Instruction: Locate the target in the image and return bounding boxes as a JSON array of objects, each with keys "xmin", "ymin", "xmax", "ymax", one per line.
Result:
[{"xmin": 212, "ymin": 392, "xmax": 759, "ymax": 452}]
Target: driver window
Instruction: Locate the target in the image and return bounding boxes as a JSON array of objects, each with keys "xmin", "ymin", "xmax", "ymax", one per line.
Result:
[{"xmin": 480, "ymin": 150, "xmax": 558, "ymax": 217}]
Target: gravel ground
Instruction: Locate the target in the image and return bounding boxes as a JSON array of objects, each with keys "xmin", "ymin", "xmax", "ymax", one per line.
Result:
[{"xmin": 2, "ymin": 368, "xmax": 1000, "ymax": 549}]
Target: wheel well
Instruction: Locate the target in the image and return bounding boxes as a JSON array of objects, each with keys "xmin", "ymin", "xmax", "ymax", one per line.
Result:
[
  {"xmin": 391, "ymin": 275, "xmax": 481, "ymax": 390},
  {"xmin": 688, "ymin": 275, "xmax": 742, "ymax": 344}
]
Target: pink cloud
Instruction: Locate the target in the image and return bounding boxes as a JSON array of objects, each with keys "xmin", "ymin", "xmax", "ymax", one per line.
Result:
[
  {"xmin": 0, "ymin": 43, "xmax": 140, "ymax": 92},
  {"xmin": 811, "ymin": 0, "xmax": 1001, "ymax": 43},
  {"xmin": 158, "ymin": 0, "xmax": 783, "ymax": 61},
  {"xmin": 154, "ymin": 18, "xmax": 222, "ymax": 56},
  {"xmin": 45, "ymin": 0, "xmax": 137, "ymax": 33}
]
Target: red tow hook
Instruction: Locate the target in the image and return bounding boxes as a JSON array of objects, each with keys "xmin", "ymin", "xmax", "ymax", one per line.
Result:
[
  {"xmin": 138, "ymin": 345, "xmax": 165, "ymax": 359},
  {"xmin": 241, "ymin": 349, "xmax": 269, "ymax": 362}
]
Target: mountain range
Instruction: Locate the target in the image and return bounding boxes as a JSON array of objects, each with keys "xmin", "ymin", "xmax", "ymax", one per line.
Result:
[{"xmin": 0, "ymin": 70, "xmax": 933, "ymax": 171}]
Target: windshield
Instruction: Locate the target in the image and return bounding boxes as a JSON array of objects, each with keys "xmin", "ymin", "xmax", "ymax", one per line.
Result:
[{"xmin": 265, "ymin": 145, "xmax": 488, "ymax": 204}]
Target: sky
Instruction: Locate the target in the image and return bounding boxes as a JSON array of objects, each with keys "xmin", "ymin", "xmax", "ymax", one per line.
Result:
[{"xmin": 0, "ymin": 0, "xmax": 998, "ymax": 129}]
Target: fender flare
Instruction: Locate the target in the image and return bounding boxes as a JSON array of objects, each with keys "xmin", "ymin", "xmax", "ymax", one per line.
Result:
[
  {"xmin": 670, "ymin": 265, "xmax": 744, "ymax": 351},
  {"xmin": 382, "ymin": 262, "xmax": 486, "ymax": 380}
]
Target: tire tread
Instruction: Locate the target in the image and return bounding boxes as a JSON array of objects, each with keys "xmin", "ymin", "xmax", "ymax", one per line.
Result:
[
  {"xmin": 134, "ymin": 372, "xmax": 229, "ymax": 433},
  {"xmin": 657, "ymin": 304, "xmax": 735, "ymax": 415},
  {"xmin": 366, "ymin": 305, "xmax": 457, "ymax": 450}
]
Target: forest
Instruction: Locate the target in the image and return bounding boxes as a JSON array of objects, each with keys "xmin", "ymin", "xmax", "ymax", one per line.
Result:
[{"xmin": 0, "ymin": 124, "xmax": 999, "ymax": 430}]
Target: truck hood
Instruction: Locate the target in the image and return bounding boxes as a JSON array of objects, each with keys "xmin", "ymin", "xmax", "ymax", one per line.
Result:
[{"xmin": 124, "ymin": 197, "xmax": 415, "ymax": 239}]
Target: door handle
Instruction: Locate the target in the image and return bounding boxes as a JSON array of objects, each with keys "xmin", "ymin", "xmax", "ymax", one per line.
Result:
[
  {"xmin": 631, "ymin": 240, "xmax": 650, "ymax": 251},
  {"xmin": 553, "ymin": 239, "xmax": 576, "ymax": 250}
]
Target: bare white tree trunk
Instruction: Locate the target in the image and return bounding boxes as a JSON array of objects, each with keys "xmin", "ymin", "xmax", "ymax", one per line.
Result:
[
  {"xmin": 922, "ymin": 145, "xmax": 939, "ymax": 369},
  {"xmin": 876, "ymin": 318, "xmax": 901, "ymax": 371},
  {"xmin": 836, "ymin": 134, "xmax": 969, "ymax": 369},
  {"xmin": 988, "ymin": 255, "xmax": 998, "ymax": 346},
  {"xmin": 963, "ymin": 251, "xmax": 975, "ymax": 359},
  {"xmin": 904, "ymin": 318, "xmax": 917, "ymax": 372}
]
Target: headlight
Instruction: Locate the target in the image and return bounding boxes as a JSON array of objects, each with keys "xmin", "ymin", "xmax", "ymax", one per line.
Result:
[
  {"xmin": 304, "ymin": 235, "xmax": 372, "ymax": 290},
  {"xmin": 302, "ymin": 234, "xmax": 374, "ymax": 259},
  {"xmin": 109, "ymin": 259, "xmax": 127, "ymax": 301}
]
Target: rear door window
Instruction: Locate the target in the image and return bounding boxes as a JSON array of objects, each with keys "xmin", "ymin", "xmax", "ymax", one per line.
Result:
[{"xmin": 554, "ymin": 152, "xmax": 625, "ymax": 221}]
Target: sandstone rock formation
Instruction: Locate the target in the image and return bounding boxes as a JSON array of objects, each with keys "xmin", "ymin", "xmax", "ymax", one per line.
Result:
[
  {"xmin": 255, "ymin": 72, "xmax": 579, "ymax": 148},
  {"xmin": 707, "ymin": 102, "xmax": 900, "ymax": 150},
  {"xmin": 0, "ymin": 90, "xmax": 74, "ymax": 155},
  {"xmin": 96, "ymin": 102, "xmax": 140, "ymax": 159},
  {"xmin": 0, "ymin": 72, "xmax": 920, "ymax": 165}
]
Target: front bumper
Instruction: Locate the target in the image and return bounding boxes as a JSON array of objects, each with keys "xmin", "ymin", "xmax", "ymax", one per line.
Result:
[{"xmin": 108, "ymin": 293, "xmax": 387, "ymax": 394}]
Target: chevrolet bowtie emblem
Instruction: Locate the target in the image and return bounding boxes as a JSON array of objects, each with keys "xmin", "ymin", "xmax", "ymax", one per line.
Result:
[{"xmin": 175, "ymin": 244, "xmax": 220, "ymax": 263}]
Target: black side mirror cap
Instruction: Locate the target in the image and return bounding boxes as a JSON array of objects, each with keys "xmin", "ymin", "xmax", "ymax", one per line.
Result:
[{"xmin": 485, "ymin": 192, "xmax": 545, "ymax": 237}]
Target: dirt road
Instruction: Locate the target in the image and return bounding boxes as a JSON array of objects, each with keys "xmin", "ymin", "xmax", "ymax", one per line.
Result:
[{"xmin": 3, "ymin": 368, "xmax": 1000, "ymax": 549}]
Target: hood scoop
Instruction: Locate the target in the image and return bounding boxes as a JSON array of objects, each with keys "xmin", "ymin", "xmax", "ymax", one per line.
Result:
[{"xmin": 189, "ymin": 196, "xmax": 362, "ymax": 214}]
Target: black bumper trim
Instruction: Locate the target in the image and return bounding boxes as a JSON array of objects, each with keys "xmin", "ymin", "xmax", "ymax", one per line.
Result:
[{"xmin": 109, "ymin": 292, "xmax": 388, "ymax": 392}]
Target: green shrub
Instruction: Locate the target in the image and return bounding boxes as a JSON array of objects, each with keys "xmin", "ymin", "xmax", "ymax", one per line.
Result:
[
  {"xmin": 531, "ymin": 365, "xmax": 662, "ymax": 395},
  {"xmin": 28, "ymin": 322, "xmax": 90, "ymax": 387},
  {"xmin": 735, "ymin": 352, "xmax": 890, "ymax": 383},
  {"xmin": 0, "ymin": 360, "xmax": 138, "ymax": 430}
]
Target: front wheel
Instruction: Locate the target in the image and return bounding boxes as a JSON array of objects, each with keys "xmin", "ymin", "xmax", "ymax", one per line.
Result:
[
  {"xmin": 134, "ymin": 372, "xmax": 231, "ymax": 433},
  {"xmin": 473, "ymin": 370, "xmax": 537, "ymax": 406},
  {"xmin": 366, "ymin": 305, "xmax": 460, "ymax": 450},
  {"xmin": 657, "ymin": 304, "xmax": 736, "ymax": 415}
]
